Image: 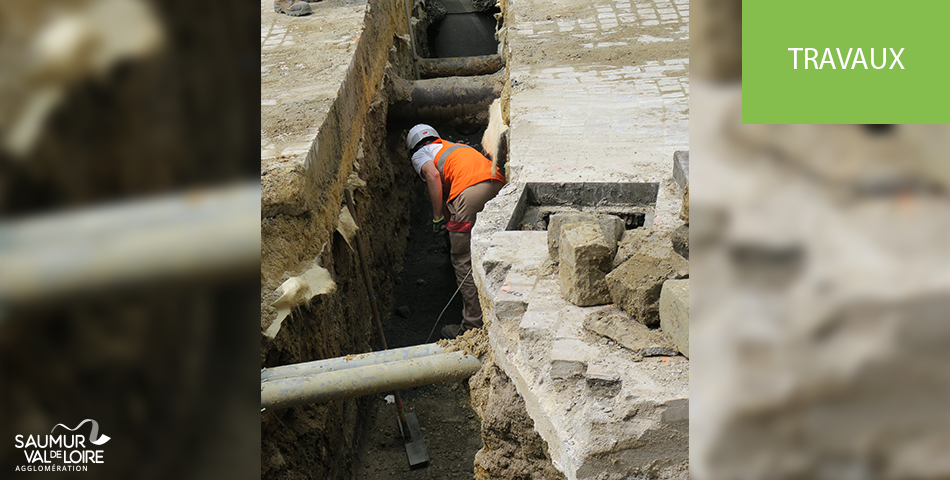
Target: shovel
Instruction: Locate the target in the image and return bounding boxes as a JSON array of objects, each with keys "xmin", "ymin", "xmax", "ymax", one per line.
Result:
[{"xmin": 344, "ymin": 188, "xmax": 430, "ymax": 468}]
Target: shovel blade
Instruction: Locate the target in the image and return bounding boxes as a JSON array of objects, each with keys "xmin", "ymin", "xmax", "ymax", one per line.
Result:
[{"xmin": 403, "ymin": 412, "xmax": 429, "ymax": 468}]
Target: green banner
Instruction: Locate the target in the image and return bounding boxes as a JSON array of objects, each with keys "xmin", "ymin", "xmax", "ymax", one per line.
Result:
[{"xmin": 742, "ymin": 0, "xmax": 949, "ymax": 124}]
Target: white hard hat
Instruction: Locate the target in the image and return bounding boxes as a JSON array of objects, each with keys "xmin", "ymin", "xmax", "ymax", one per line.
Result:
[{"xmin": 407, "ymin": 124, "xmax": 440, "ymax": 151}]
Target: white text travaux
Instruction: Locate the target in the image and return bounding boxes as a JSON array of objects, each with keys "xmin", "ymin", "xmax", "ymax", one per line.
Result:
[{"xmin": 787, "ymin": 48, "xmax": 904, "ymax": 69}]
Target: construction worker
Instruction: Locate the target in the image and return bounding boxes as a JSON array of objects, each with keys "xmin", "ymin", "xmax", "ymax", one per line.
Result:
[{"xmin": 406, "ymin": 124, "xmax": 506, "ymax": 339}]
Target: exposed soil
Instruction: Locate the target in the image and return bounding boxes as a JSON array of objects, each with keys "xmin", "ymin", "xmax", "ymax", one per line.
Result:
[
  {"xmin": 350, "ymin": 126, "xmax": 490, "ymax": 479},
  {"xmin": 469, "ymin": 355, "xmax": 567, "ymax": 480}
]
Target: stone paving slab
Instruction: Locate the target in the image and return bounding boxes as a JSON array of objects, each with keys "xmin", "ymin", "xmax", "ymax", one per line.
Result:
[{"xmin": 506, "ymin": 0, "xmax": 688, "ymax": 186}]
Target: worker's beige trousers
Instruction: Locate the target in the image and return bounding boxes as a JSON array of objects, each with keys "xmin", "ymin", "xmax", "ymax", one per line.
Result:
[{"xmin": 446, "ymin": 179, "xmax": 505, "ymax": 331}]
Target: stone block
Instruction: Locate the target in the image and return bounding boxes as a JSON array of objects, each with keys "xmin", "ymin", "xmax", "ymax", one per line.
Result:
[
  {"xmin": 606, "ymin": 236, "xmax": 688, "ymax": 327},
  {"xmin": 671, "ymin": 224, "xmax": 689, "ymax": 260},
  {"xmin": 659, "ymin": 279, "xmax": 689, "ymax": 358},
  {"xmin": 586, "ymin": 363, "xmax": 622, "ymax": 396},
  {"xmin": 559, "ymin": 222, "xmax": 613, "ymax": 306},
  {"xmin": 519, "ymin": 309, "xmax": 557, "ymax": 341},
  {"xmin": 679, "ymin": 182, "xmax": 689, "ymax": 224},
  {"xmin": 613, "ymin": 229, "xmax": 649, "ymax": 269},
  {"xmin": 548, "ymin": 213, "xmax": 625, "ymax": 259},
  {"xmin": 494, "ymin": 271, "xmax": 534, "ymax": 323},
  {"xmin": 661, "ymin": 398, "xmax": 689, "ymax": 424},
  {"xmin": 550, "ymin": 339, "xmax": 588, "ymax": 379},
  {"xmin": 673, "ymin": 150, "xmax": 689, "ymax": 190},
  {"xmin": 583, "ymin": 309, "xmax": 673, "ymax": 353}
]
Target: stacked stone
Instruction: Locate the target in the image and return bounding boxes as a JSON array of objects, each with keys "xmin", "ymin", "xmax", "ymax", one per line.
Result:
[{"xmin": 552, "ymin": 152, "xmax": 691, "ymax": 359}]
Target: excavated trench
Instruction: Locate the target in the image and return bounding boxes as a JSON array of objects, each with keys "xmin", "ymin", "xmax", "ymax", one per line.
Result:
[
  {"xmin": 259, "ymin": 0, "xmax": 561, "ymax": 476},
  {"xmin": 349, "ymin": 0, "xmax": 502, "ymax": 478},
  {"xmin": 350, "ymin": 125, "xmax": 490, "ymax": 479}
]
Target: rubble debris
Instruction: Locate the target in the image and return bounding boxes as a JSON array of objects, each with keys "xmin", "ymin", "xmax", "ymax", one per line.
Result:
[
  {"xmin": 673, "ymin": 151, "xmax": 690, "ymax": 190},
  {"xmin": 636, "ymin": 347, "xmax": 679, "ymax": 357},
  {"xmin": 583, "ymin": 309, "xmax": 674, "ymax": 353},
  {"xmin": 606, "ymin": 234, "xmax": 688, "ymax": 327}
]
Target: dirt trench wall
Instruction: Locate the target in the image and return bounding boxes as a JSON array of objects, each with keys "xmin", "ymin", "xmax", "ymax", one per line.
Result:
[
  {"xmin": 260, "ymin": 1, "xmax": 417, "ymax": 478},
  {"xmin": 470, "ymin": 354, "xmax": 567, "ymax": 480}
]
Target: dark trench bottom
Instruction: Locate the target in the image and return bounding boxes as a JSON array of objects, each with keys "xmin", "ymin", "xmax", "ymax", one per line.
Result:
[
  {"xmin": 350, "ymin": 125, "xmax": 489, "ymax": 479},
  {"xmin": 428, "ymin": 12, "xmax": 500, "ymax": 58}
]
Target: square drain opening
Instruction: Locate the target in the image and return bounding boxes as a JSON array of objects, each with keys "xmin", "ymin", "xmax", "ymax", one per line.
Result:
[{"xmin": 506, "ymin": 182, "xmax": 658, "ymax": 231}]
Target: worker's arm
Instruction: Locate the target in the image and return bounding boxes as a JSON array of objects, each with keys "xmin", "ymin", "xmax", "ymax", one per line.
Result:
[{"xmin": 420, "ymin": 161, "xmax": 444, "ymax": 220}]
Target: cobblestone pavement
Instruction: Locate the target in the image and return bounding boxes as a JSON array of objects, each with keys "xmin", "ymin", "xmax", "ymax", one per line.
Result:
[
  {"xmin": 260, "ymin": 0, "xmax": 365, "ymax": 163},
  {"xmin": 507, "ymin": 0, "xmax": 688, "ymax": 184}
]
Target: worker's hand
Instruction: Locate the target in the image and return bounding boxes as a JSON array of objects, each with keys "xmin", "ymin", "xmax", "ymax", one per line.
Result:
[{"xmin": 432, "ymin": 215, "xmax": 447, "ymax": 233}]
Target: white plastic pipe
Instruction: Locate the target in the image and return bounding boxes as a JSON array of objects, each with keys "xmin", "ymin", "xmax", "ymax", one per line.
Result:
[
  {"xmin": 261, "ymin": 350, "xmax": 482, "ymax": 410},
  {"xmin": 0, "ymin": 182, "xmax": 260, "ymax": 303},
  {"xmin": 261, "ymin": 343, "xmax": 446, "ymax": 382}
]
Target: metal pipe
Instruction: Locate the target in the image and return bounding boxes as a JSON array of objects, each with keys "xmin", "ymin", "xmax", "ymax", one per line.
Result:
[
  {"xmin": 260, "ymin": 343, "xmax": 445, "ymax": 382},
  {"xmin": 261, "ymin": 350, "xmax": 482, "ymax": 410},
  {"xmin": 418, "ymin": 54, "xmax": 504, "ymax": 79}
]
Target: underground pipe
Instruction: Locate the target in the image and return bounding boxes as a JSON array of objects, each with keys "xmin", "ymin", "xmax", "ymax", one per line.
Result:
[
  {"xmin": 418, "ymin": 54, "xmax": 504, "ymax": 79},
  {"xmin": 261, "ymin": 342, "xmax": 445, "ymax": 382},
  {"xmin": 261, "ymin": 350, "xmax": 482, "ymax": 410},
  {"xmin": 0, "ymin": 182, "xmax": 260, "ymax": 304},
  {"xmin": 389, "ymin": 72, "xmax": 504, "ymax": 126}
]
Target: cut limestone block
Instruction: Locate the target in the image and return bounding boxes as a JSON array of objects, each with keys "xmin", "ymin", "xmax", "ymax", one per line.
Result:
[
  {"xmin": 659, "ymin": 279, "xmax": 689, "ymax": 358},
  {"xmin": 606, "ymin": 234, "xmax": 688, "ymax": 327},
  {"xmin": 551, "ymin": 338, "xmax": 588, "ymax": 379},
  {"xmin": 583, "ymin": 309, "xmax": 673, "ymax": 353},
  {"xmin": 672, "ymin": 224, "xmax": 689, "ymax": 260},
  {"xmin": 494, "ymin": 271, "xmax": 534, "ymax": 323},
  {"xmin": 559, "ymin": 222, "xmax": 613, "ymax": 306},
  {"xmin": 519, "ymin": 308, "xmax": 557, "ymax": 341},
  {"xmin": 679, "ymin": 183, "xmax": 689, "ymax": 224},
  {"xmin": 585, "ymin": 363, "xmax": 622, "ymax": 396},
  {"xmin": 612, "ymin": 229, "xmax": 647, "ymax": 269},
  {"xmin": 673, "ymin": 151, "xmax": 689, "ymax": 190},
  {"xmin": 548, "ymin": 213, "xmax": 625, "ymax": 259}
]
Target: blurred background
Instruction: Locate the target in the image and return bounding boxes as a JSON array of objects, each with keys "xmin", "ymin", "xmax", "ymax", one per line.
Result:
[
  {"xmin": 690, "ymin": 1, "xmax": 950, "ymax": 479},
  {"xmin": 0, "ymin": 0, "xmax": 260, "ymax": 478}
]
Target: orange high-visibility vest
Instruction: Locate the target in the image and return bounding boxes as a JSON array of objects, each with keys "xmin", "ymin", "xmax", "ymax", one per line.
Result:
[{"xmin": 433, "ymin": 140, "xmax": 505, "ymax": 202}]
